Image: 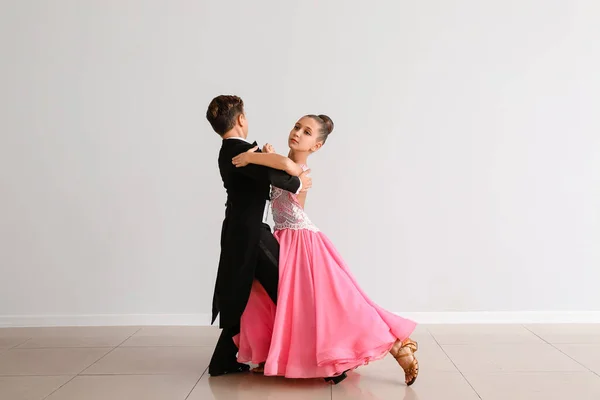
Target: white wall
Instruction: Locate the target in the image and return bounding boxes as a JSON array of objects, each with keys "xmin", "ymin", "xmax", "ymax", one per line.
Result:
[{"xmin": 1, "ymin": 0, "xmax": 599, "ymax": 326}]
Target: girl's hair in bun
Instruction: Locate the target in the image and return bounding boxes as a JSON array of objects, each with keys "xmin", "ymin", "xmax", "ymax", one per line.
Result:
[{"xmin": 306, "ymin": 114, "xmax": 334, "ymax": 143}]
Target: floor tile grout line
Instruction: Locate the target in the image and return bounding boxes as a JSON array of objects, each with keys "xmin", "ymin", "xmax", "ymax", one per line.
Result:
[
  {"xmin": 40, "ymin": 329, "xmax": 143, "ymax": 400},
  {"xmin": 522, "ymin": 325, "xmax": 600, "ymax": 378},
  {"xmin": 184, "ymin": 366, "xmax": 209, "ymax": 400},
  {"xmin": 10, "ymin": 337, "xmax": 33, "ymax": 349},
  {"xmin": 40, "ymin": 328, "xmax": 146, "ymax": 399},
  {"xmin": 41, "ymin": 375, "xmax": 78, "ymax": 400},
  {"xmin": 114, "ymin": 327, "xmax": 144, "ymax": 348},
  {"xmin": 2, "ymin": 328, "xmax": 219, "ymax": 397},
  {"xmin": 76, "ymin": 327, "xmax": 143, "ymax": 376},
  {"xmin": 430, "ymin": 333, "xmax": 483, "ymax": 399}
]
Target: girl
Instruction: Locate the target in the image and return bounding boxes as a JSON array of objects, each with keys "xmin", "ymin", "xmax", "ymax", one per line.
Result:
[{"xmin": 231, "ymin": 115, "xmax": 419, "ymax": 386}]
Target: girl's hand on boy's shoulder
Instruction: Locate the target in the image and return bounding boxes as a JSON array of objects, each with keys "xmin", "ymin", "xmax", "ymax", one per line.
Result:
[{"xmin": 263, "ymin": 143, "xmax": 275, "ymax": 154}]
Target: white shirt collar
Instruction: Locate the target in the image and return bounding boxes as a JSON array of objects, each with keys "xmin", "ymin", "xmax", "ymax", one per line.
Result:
[{"xmin": 225, "ymin": 136, "xmax": 251, "ymax": 144}]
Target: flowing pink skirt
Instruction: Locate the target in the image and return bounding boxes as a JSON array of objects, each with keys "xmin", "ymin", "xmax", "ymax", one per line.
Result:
[{"xmin": 234, "ymin": 229, "xmax": 416, "ymax": 378}]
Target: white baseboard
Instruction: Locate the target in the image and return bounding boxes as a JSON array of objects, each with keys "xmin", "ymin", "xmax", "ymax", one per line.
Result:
[
  {"xmin": 401, "ymin": 311, "xmax": 600, "ymax": 324},
  {"xmin": 1, "ymin": 312, "xmax": 600, "ymax": 327},
  {"xmin": 0, "ymin": 314, "xmax": 213, "ymax": 328}
]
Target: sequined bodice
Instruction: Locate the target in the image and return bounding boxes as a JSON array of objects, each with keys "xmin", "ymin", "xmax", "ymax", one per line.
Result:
[{"xmin": 271, "ymin": 166, "xmax": 319, "ymax": 232}]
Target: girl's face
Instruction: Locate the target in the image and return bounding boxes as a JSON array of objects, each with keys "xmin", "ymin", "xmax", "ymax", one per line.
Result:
[{"xmin": 288, "ymin": 117, "xmax": 323, "ymax": 153}]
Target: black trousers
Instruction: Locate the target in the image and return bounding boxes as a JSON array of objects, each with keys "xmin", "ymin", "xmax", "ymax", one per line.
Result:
[{"xmin": 209, "ymin": 224, "xmax": 279, "ymax": 371}]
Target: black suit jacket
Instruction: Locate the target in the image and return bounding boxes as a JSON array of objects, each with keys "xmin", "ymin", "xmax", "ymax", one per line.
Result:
[{"xmin": 212, "ymin": 138, "xmax": 301, "ymax": 328}]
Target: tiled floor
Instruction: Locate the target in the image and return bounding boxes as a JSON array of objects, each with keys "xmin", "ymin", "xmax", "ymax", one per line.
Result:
[{"xmin": 1, "ymin": 325, "xmax": 600, "ymax": 399}]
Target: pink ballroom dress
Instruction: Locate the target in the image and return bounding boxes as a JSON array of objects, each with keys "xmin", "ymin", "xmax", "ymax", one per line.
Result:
[{"xmin": 234, "ymin": 167, "xmax": 416, "ymax": 378}]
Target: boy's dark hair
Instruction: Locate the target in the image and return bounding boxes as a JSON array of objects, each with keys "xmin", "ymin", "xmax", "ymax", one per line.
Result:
[{"xmin": 206, "ymin": 95, "xmax": 245, "ymax": 136}]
